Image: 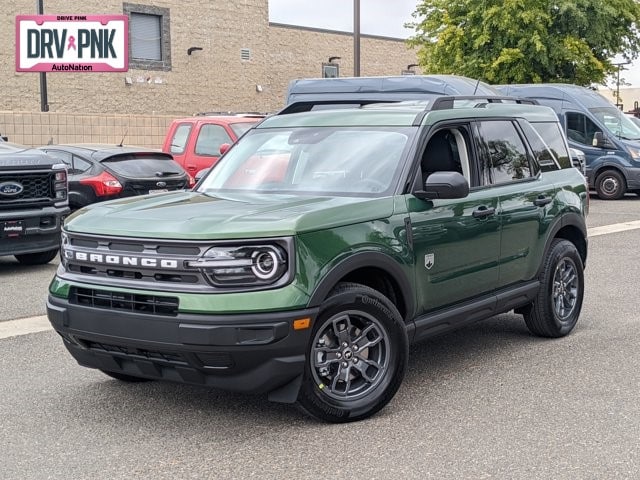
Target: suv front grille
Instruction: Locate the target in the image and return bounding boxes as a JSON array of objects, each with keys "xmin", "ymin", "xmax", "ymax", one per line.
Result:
[
  {"xmin": 70, "ymin": 287, "xmax": 179, "ymax": 316},
  {"xmin": 0, "ymin": 170, "xmax": 55, "ymax": 208}
]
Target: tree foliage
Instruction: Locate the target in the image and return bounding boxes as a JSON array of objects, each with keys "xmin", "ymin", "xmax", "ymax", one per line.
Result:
[{"xmin": 407, "ymin": 0, "xmax": 640, "ymax": 85}]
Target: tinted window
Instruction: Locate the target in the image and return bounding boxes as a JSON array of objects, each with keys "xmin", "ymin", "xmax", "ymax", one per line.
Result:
[
  {"xmin": 566, "ymin": 112, "xmax": 600, "ymax": 146},
  {"xmin": 102, "ymin": 155, "xmax": 183, "ymax": 177},
  {"xmin": 477, "ymin": 121, "xmax": 531, "ymax": 185},
  {"xmin": 195, "ymin": 125, "xmax": 232, "ymax": 156},
  {"xmin": 529, "ymin": 122, "xmax": 571, "ymax": 170},
  {"xmin": 169, "ymin": 124, "xmax": 191, "ymax": 154},
  {"xmin": 45, "ymin": 150, "xmax": 92, "ymax": 173}
]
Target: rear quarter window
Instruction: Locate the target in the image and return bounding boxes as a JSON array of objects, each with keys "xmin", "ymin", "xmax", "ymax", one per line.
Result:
[{"xmin": 524, "ymin": 121, "xmax": 572, "ymax": 171}]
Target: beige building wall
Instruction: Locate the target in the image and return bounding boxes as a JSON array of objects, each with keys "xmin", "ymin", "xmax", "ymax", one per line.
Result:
[{"xmin": 599, "ymin": 88, "xmax": 640, "ymax": 112}]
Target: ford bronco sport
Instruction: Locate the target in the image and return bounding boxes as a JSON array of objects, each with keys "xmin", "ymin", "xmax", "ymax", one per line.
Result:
[{"xmin": 47, "ymin": 95, "xmax": 588, "ymax": 422}]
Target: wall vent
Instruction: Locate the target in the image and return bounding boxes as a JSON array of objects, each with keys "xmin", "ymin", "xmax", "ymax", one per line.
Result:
[{"xmin": 240, "ymin": 48, "xmax": 251, "ymax": 61}]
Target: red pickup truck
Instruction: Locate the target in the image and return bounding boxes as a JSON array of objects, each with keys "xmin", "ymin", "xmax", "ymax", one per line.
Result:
[{"xmin": 161, "ymin": 114, "xmax": 263, "ymax": 176}]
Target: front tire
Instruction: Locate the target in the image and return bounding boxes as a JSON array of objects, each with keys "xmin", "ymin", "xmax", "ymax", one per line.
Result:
[
  {"xmin": 595, "ymin": 169, "xmax": 626, "ymax": 200},
  {"xmin": 523, "ymin": 239, "xmax": 584, "ymax": 338},
  {"xmin": 14, "ymin": 248, "xmax": 58, "ymax": 265},
  {"xmin": 297, "ymin": 282, "xmax": 408, "ymax": 423}
]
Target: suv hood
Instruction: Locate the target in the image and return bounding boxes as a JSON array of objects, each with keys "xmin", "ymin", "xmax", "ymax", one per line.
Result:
[{"xmin": 65, "ymin": 190, "xmax": 396, "ymax": 239}]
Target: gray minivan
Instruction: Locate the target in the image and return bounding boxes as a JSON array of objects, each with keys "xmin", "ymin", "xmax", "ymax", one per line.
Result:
[{"xmin": 497, "ymin": 84, "xmax": 640, "ymax": 199}]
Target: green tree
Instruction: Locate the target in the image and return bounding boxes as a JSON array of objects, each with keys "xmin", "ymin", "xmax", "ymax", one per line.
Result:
[{"xmin": 407, "ymin": 0, "xmax": 640, "ymax": 85}]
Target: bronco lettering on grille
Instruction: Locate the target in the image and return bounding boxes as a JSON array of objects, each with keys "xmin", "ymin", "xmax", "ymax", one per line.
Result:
[{"xmin": 66, "ymin": 250, "xmax": 179, "ymax": 269}]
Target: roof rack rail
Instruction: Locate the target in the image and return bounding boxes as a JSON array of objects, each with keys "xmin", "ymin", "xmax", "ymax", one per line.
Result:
[
  {"xmin": 276, "ymin": 95, "xmax": 541, "ymax": 122},
  {"xmin": 194, "ymin": 111, "xmax": 266, "ymax": 117},
  {"xmin": 430, "ymin": 95, "xmax": 539, "ymax": 110},
  {"xmin": 278, "ymin": 99, "xmax": 401, "ymax": 116}
]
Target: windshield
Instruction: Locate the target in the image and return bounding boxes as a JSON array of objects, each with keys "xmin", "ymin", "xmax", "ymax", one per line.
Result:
[
  {"xmin": 197, "ymin": 126, "xmax": 414, "ymax": 196},
  {"xmin": 589, "ymin": 107, "xmax": 640, "ymax": 140}
]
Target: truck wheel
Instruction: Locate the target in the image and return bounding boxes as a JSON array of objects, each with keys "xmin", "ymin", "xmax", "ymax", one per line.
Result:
[
  {"xmin": 595, "ymin": 169, "xmax": 626, "ymax": 200},
  {"xmin": 297, "ymin": 282, "xmax": 408, "ymax": 423},
  {"xmin": 14, "ymin": 248, "xmax": 58, "ymax": 265},
  {"xmin": 100, "ymin": 370, "xmax": 153, "ymax": 383},
  {"xmin": 523, "ymin": 239, "xmax": 584, "ymax": 338}
]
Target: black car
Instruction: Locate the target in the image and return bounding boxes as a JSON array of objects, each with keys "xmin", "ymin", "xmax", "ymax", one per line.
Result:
[{"xmin": 39, "ymin": 144, "xmax": 194, "ymax": 210}]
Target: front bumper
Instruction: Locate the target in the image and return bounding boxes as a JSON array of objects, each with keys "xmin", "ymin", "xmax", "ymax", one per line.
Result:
[
  {"xmin": 0, "ymin": 205, "xmax": 68, "ymax": 257},
  {"xmin": 47, "ymin": 294, "xmax": 318, "ymax": 396}
]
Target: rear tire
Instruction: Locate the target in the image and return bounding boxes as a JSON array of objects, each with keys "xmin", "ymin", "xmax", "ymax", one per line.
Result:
[
  {"xmin": 523, "ymin": 239, "xmax": 584, "ymax": 338},
  {"xmin": 297, "ymin": 282, "xmax": 408, "ymax": 423},
  {"xmin": 595, "ymin": 169, "xmax": 626, "ymax": 200},
  {"xmin": 14, "ymin": 248, "xmax": 58, "ymax": 265},
  {"xmin": 100, "ymin": 370, "xmax": 153, "ymax": 383}
]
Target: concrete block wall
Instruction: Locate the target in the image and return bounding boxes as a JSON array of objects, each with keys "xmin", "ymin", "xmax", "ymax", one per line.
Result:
[{"xmin": 0, "ymin": 111, "xmax": 175, "ymax": 148}]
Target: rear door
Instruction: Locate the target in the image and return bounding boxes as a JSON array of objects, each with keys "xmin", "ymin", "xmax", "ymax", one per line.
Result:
[{"xmin": 474, "ymin": 119, "xmax": 558, "ymax": 287}]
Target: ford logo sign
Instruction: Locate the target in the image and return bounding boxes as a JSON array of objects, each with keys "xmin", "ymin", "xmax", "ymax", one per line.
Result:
[
  {"xmin": 0, "ymin": 181, "xmax": 24, "ymax": 196},
  {"xmin": 156, "ymin": 181, "xmax": 167, "ymax": 188}
]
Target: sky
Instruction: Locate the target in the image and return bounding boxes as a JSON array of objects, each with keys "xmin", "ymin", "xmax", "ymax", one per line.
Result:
[{"xmin": 268, "ymin": 0, "xmax": 640, "ymax": 88}]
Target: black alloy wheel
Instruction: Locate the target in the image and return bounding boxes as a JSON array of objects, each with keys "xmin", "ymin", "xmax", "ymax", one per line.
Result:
[{"xmin": 297, "ymin": 282, "xmax": 408, "ymax": 423}]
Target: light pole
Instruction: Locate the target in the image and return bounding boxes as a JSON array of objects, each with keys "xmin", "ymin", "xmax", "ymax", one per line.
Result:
[
  {"xmin": 613, "ymin": 61, "xmax": 630, "ymax": 109},
  {"xmin": 354, "ymin": 0, "xmax": 360, "ymax": 77}
]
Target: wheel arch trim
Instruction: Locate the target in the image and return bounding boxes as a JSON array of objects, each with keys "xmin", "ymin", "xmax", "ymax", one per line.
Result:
[{"xmin": 307, "ymin": 251, "xmax": 415, "ymax": 319}]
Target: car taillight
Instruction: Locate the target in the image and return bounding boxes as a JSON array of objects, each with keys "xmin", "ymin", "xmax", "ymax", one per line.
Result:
[{"xmin": 80, "ymin": 171, "xmax": 123, "ymax": 197}]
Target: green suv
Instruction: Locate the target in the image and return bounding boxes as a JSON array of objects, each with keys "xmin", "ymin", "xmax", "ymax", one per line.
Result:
[{"xmin": 47, "ymin": 96, "xmax": 588, "ymax": 423}]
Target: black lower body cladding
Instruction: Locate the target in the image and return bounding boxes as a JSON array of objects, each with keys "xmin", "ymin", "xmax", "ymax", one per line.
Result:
[{"xmin": 46, "ymin": 295, "xmax": 317, "ymax": 396}]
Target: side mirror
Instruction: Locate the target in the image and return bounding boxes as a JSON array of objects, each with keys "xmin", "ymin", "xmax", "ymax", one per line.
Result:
[
  {"xmin": 195, "ymin": 168, "xmax": 210, "ymax": 182},
  {"xmin": 415, "ymin": 171, "xmax": 469, "ymax": 200},
  {"xmin": 219, "ymin": 143, "xmax": 231, "ymax": 155},
  {"xmin": 592, "ymin": 131, "xmax": 615, "ymax": 149}
]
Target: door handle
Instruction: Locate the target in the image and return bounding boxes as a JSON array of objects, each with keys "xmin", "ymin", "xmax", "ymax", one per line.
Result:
[
  {"xmin": 472, "ymin": 206, "xmax": 496, "ymax": 218},
  {"xmin": 533, "ymin": 195, "xmax": 552, "ymax": 207}
]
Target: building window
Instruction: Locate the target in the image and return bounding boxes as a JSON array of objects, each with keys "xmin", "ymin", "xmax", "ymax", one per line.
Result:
[{"xmin": 123, "ymin": 3, "xmax": 171, "ymax": 71}]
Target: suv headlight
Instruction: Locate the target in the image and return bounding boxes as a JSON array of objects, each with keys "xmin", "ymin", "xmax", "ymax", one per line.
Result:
[{"xmin": 187, "ymin": 243, "xmax": 289, "ymax": 287}]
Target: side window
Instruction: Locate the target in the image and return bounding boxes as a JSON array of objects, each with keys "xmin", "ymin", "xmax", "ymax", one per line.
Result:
[
  {"xmin": 169, "ymin": 123, "xmax": 192, "ymax": 154},
  {"xmin": 43, "ymin": 149, "xmax": 72, "ymax": 166},
  {"xmin": 527, "ymin": 121, "xmax": 572, "ymax": 170},
  {"xmin": 195, "ymin": 125, "xmax": 232, "ymax": 156},
  {"xmin": 477, "ymin": 121, "xmax": 532, "ymax": 185},
  {"xmin": 421, "ymin": 127, "xmax": 470, "ymax": 182},
  {"xmin": 566, "ymin": 112, "xmax": 599, "ymax": 146},
  {"xmin": 45, "ymin": 150, "xmax": 91, "ymax": 174}
]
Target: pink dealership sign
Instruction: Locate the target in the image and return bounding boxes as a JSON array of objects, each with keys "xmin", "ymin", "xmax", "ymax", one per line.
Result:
[{"xmin": 16, "ymin": 15, "xmax": 128, "ymax": 72}]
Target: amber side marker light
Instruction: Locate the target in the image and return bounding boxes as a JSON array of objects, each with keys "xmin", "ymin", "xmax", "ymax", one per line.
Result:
[{"xmin": 293, "ymin": 318, "xmax": 311, "ymax": 330}]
